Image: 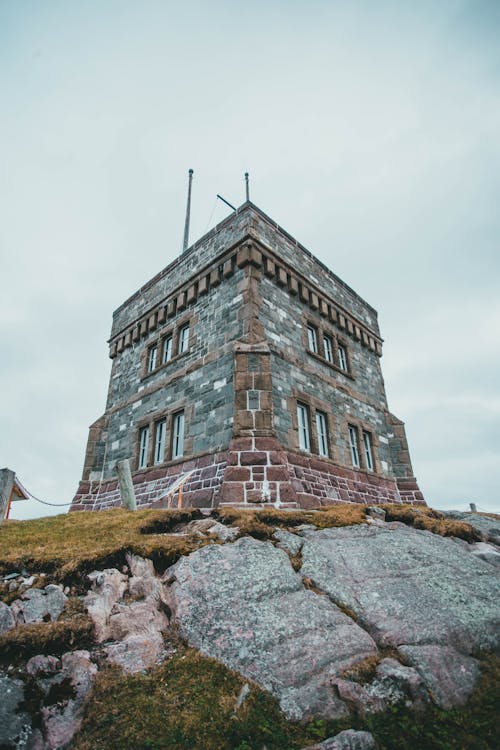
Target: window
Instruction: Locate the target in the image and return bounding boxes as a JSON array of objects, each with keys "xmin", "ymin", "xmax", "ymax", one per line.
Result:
[
  {"xmin": 147, "ymin": 345, "xmax": 158, "ymax": 373},
  {"xmin": 362, "ymin": 430, "xmax": 374, "ymax": 471},
  {"xmin": 138, "ymin": 426, "xmax": 150, "ymax": 469},
  {"xmin": 163, "ymin": 336, "xmax": 173, "ymax": 364},
  {"xmin": 247, "ymin": 390, "xmax": 260, "ymax": 410},
  {"xmin": 179, "ymin": 324, "xmax": 190, "ymax": 354},
  {"xmin": 316, "ymin": 411, "xmax": 329, "ymax": 457},
  {"xmin": 323, "ymin": 335, "xmax": 333, "ymax": 363},
  {"xmin": 348, "ymin": 425, "xmax": 360, "ymax": 468},
  {"xmin": 297, "ymin": 403, "xmax": 311, "ymax": 452},
  {"xmin": 154, "ymin": 419, "xmax": 166, "ymax": 464},
  {"xmin": 172, "ymin": 411, "xmax": 185, "ymax": 459},
  {"xmin": 338, "ymin": 344, "xmax": 348, "ymax": 372},
  {"xmin": 307, "ymin": 325, "xmax": 318, "ymax": 354}
]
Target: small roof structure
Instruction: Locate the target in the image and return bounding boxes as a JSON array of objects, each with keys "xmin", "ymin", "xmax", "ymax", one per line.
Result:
[{"xmin": 0, "ymin": 468, "xmax": 29, "ymax": 521}]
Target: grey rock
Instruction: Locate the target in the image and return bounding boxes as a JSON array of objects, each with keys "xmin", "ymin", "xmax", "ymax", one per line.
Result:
[
  {"xmin": 331, "ymin": 658, "xmax": 426, "ymax": 716},
  {"xmin": 26, "ymin": 654, "xmax": 61, "ymax": 676},
  {"xmin": 185, "ymin": 517, "xmax": 239, "ymax": 541},
  {"xmin": 300, "ymin": 524, "xmax": 500, "ymax": 655},
  {"xmin": 41, "ymin": 650, "xmax": 97, "ymax": 750},
  {"xmin": 167, "ymin": 536, "xmax": 377, "ymax": 720},
  {"xmin": 274, "ymin": 528, "xmax": 303, "ymax": 556},
  {"xmin": 234, "ymin": 682, "xmax": 251, "ymax": 711},
  {"xmin": 126, "ymin": 553, "xmax": 156, "ymax": 578},
  {"xmin": 88, "ymin": 555, "xmax": 171, "ymax": 673},
  {"xmin": 399, "ymin": 645, "xmax": 480, "ymax": 709},
  {"xmin": 0, "ymin": 673, "xmax": 32, "ymax": 749},
  {"xmin": 469, "ymin": 542, "xmax": 500, "ymax": 567},
  {"xmin": 301, "ymin": 729, "xmax": 376, "ymax": 749},
  {"xmin": 3, "ymin": 572, "xmax": 21, "ymax": 581},
  {"xmin": 11, "ymin": 584, "xmax": 67, "ymax": 625},
  {"xmin": 442, "ymin": 511, "xmax": 500, "ymax": 544},
  {"xmin": 0, "ymin": 600, "xmax": 15, "ymax": 634},
  {"xmin": 366, "ymin": 506, "xmax": 386, "ymax": 521},
  {"xmin": 105, "ymin": 633, "xmax": 169, "ymax": 673},
  {"xmin": 84, "ymin": 568, "xmax": 128, "ymax": 642}
]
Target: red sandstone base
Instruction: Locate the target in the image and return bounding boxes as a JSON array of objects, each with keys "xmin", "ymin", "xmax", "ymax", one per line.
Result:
[{"xmin": 71, "ymin": 439, "xmax": 424, "ymax": 512}]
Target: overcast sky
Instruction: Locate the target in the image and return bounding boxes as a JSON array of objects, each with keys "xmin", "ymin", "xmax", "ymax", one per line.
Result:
[{"xmin": 1, "ymin": 0, "xmax": 499, "ymax": 520}]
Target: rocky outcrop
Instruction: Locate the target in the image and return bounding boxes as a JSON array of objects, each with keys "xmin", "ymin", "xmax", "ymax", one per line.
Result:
[
  {"xmin": 301, "ymin": 730, "xmax": 377, "ymax": 749},
  {"xmin": 1, "ymin": 509, "xmax": 499, "ymax": 748},
  {"xmin": 166, "ymin": 536, "xmax": 377, "ymax": 720}
]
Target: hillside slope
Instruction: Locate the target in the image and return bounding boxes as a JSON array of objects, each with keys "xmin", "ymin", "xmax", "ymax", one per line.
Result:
[{"xmin": 0, "ymin": 504, "xmax": 499, "ymax": 750}]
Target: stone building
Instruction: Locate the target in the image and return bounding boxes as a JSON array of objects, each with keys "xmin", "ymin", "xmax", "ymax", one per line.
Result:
[{"xmin": 71, "ymin": 201, "xmax": 424, "ymax": 512}]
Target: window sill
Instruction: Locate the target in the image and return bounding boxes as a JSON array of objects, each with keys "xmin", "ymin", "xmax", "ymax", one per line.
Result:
[{"xmin": 306, "ymin": 349, "xmax": 354, "ymax": 380}]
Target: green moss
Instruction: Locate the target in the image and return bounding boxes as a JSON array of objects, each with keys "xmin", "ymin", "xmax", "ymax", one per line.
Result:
[
  {"xmin": 0, "ymin": 615, "xmax": 94, "ymax": 666},
  {"xmin": 70, "ymin": 651, "xmax": 500, "ymax": 750},
  {"xmin": 71, "ymin": 647, "xmax": 314, "ymax": 750}
]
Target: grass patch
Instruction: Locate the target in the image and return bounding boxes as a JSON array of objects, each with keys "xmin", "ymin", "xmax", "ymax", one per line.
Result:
[
  {"xmin": 71, "ymin": 647, "xmax": 315, "ymax": 750},
  {"xmin": 0, "ymin": 599, "xmax": 94, "ymax": 666},
  {"xmin": 0, "ymin": 509, "xmax": 205, "ymax": 583},
  {"xmin": 71, "ymin": 649, "xmax": 500, "ymax": 750},
  {"xmin": 382, "ymin": 505, "xmax": 481, "ymax": 543},
  {"xmin": 215, "ymin": 504, "xmax": 367, "ymax": 540}
]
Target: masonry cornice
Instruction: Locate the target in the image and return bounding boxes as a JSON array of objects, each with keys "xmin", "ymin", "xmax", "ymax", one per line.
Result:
[{"xmin": 109, "ymin": 234, "xmax": 383, "ymax": 361}]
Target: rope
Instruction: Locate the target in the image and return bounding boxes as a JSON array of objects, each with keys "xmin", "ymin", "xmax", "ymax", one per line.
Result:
[
  {"xmin": 16, "ymin": 478, "xmax": 72, "ymax": 507},
  {"xmin": 203, "ymin": 196, "xmax": 218, "ymax": 234}
]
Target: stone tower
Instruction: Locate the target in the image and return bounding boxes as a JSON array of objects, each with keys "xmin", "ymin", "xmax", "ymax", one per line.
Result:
[{"xmin": 71, "ymin": 202, "xmax": 424, "ymax": 512}]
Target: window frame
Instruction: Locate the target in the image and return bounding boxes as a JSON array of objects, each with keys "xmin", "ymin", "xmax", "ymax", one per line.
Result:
[
  {"xmin": 307, "ymin": 325, "xmax": 318, "ymax": 354},
  {"xmin": 323, "ymin": 334, "xmax": 333, "ymax": 363},
  {"xmin": 162, "ymin": 335, "xmax": 173, "ymax": 364},
  {"xmin": 138, "ymin": 425, "xmax": 150, "ymax": 469},
  {"xmin": 297, "ymin": 402, "xmax": 311, "ymax": 452},
  {"xmin": 348, "ymin": 424, "xmax": 361, "ymax": 468},
  {"xmin": 153, "ymin": 418, "xmax": 166, "ymax": 465},
  {"xmin": 147, "ymin": 344, "xmax": 158, "ymax": 373},
  {"xmin": 337, "ymin": 342, "xmax": 348, "ymax": 372},
  {"xmin": 362, "ymin": 430, "xmax": 374, "ymax": 471},
  {"xmin": 304, "ymin": 318, "xmax": 352, "ymax": 377},
  {"xmin": 171, "ymin": 410, "xmax": 185, "ymax": 460},
  {"xmin": 178, "ymin": 324, "xmax": 190, "ymax": 354},
  {"xmin": 315, "ymin": 410, "xmax": 329, "ymax": 457}
]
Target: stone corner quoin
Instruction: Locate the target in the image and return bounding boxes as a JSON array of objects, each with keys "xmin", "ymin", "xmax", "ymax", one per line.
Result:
[{"xmin": 71, "ymin": 202, "xmax": 424, "ymax": 512}]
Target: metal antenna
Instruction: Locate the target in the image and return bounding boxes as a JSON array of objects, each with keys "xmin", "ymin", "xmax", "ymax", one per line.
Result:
[
  {"xmin": 245, "ymin": 172, "xmax": 250, "ymax": 202},
  {"xmin": 216, "ymin": 194, "xmax": 237, "ymax": 211},
  {"xmin": 182, "ymin": 169, "xmax": 194, "ymax": 253}
]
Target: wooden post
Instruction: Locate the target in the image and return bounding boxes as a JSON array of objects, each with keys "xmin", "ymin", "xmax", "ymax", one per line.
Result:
[
  {"xmin": 469, "ymin": 502, "xmax": 477, "ymax": 513},
  {"xmin": 117, "ymin": 460, "xmax": 137, "ymax": 511},
  {"xmin": 0, "ymin": 468, "xmax": 15, "ymax": 522}
]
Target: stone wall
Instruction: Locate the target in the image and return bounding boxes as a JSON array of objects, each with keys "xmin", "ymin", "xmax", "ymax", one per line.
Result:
[{"xmin": 72, "ymin": 202, "xmax": 423, "ymax": 512}]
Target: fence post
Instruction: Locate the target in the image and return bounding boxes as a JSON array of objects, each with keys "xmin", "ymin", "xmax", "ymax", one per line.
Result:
[
  {"xmin": 0, "ymin": 469, "xmax": 15, "ymax": 522},
  {"xmin": 117, "ymin": 460, "xmax": 137, "ymax": 510}
]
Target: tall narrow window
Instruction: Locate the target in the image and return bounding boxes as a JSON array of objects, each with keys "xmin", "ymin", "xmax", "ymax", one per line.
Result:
[
  {"xmin": 338, "ymin": 344, "xmax": 348, "ymax": 371},
  {"xmin": 179, "ymin": 324, "xmax": 190, "ymax": 354},
  {"xmin": 147, "ymin": 345, "xmax": 158, "ymax": 373},
  {"xmin": 154, "ymin": 419, "xmax": 166, "ymax": 464},
  {"xmin": 362, "ymin": 430, "xmax": 374, "ymax": 471},
  {"xmin": 307, "ymin": 325, "xmax": 318, "ymax": 354},
  {"xmin": 297, "ymin": 403, "xmax": 311, "ymax": 452},
  {"xmin": 316, "ymin": 411, "xmax": 329, "ymax": 457},
  {"xmin": 163, "ymin": 336, "xmax": 173, "ymax": 364},
  {"xmin": 172, "ymin": 411, "xmax": 185, "ymax": 459},
  {"xmin": 138, "ymin": 426, "xmax": 150, "ymax": 469},
  {"xmin": 348, "ymin": 425, "xmax": 360, "ymax": 468},
  {"xmin": 323, "ymin": 335, "xmax": 333, "ymax": 363}
]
